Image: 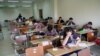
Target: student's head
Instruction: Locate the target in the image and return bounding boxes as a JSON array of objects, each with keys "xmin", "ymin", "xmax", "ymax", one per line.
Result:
[
  {"xmin": 47, "ymin": 24, "xmax": 53, "ymax": 32},
  {"xmin": 49, "ymin": 17, "xmax": 53, "ymax": 20},
  {"xmin": 42, "ymin": 22, "xmax": 47, "ymax": 26},
  {"xmin": 69, "ymin": 17, "xmax": 73, "ymax": 21},
  {"xmin": 87, "ymin": 21, "xmax": 92, "ymax": 27},
  {"xmin": 32, "ymin": 19, "xmax": 36, "ymax": 23},
  {"xmin": 21, "ymin": 23, "xmax": 26, "ymax": 27},
  {"xmin": 59, "ymin": 17, "xmax": 62, "ymax": 20},
  {"xmin": 29, "ymin": 17, "xmax": 32, "ymax": 21},
  {"xmin": 63, "ymin": 27, "xmax": 73, "ymax": 38},
  {"xmin": 18, "ymin": 13, "xmax": 22, "ymax": 18},
  {"xmin": 73, "ymin": 28, "xmax": 77, "ymax": 32},
  {"xmin": 88, "ymin": 21, "xmax": 92, "ymax": 25},
  {"xmin": 36, "ymin": 20, "xmax": 40, "ymax": 23},
  {"xmin": 23, "ymin": 17, "xmax": 26, "ymax": 19}
]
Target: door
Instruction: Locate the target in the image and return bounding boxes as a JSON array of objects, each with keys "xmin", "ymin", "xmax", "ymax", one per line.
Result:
[{"xmin": 39, "ymin": 9, "xmax": 43, "ymax": 19}]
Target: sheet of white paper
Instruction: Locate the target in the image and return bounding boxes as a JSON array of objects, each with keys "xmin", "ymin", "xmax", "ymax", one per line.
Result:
[
  {"xmin": 68, "ymin": 43, "xmax": 76, "ymax": 47},
  {"xmin": 42, "ymin": 41, "xmax": 49, "ymax": 46},
  {"xmin": 78, "ymin": 43, "xmax": 88, "ymax": 48},
  {"xmin": 35, "ymin": 35, "xmax": 43, "ymax": 38},
  {"xmin": 68, "ymin": 43, "xmax": 88, "ymax": 48}
]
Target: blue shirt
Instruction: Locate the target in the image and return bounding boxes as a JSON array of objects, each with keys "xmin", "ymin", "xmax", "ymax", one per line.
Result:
[{"xmin": 67, "ymin": 33, "xmax": 80, "ymax": 44}]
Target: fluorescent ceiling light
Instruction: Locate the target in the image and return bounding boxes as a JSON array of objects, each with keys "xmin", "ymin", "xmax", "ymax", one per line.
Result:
[
  {"xmin": 8, "ymin": 0, "xmax": 19, "ymax": 2},
  {"xmin": 22, "ymin": 5, "xmax": 31, "ymax": 7},
  {"xmin": 22, "ymin": 1, "xmax": 32, "ymax": 3},
  {"xmin": 0, "ymin": 0, "xmax": 3, "ymax": 2},
  {"xmin": 8, "ymin": 5, "xmax": 16, "ymax": 7}
]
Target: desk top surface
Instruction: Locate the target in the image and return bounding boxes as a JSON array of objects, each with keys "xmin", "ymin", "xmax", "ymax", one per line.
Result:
[{"xmin": 47, "ymin": 41, "xmax": 95, "ymax": 56}]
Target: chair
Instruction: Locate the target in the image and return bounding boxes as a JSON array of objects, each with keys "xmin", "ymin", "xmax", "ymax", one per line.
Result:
[
  {"xmin": 87, "ymin": 32, "xmax": 96, "ymax": 42},
  {"xmin": 42, "ymin": 41, "xmax": 53, "ymax": 52},
  {"xmin": 31, "ymin": 35, "xmax": 52, "ymax": 52},
  {"xmin": 13, "ymin": 35, "xmax": 27, "ymax": 56},
  {"xmin": 11, "ymin": 28, "xmax": 20, "ymax": 35},
  {"xmin": 14, "ymin": 35, "xmax": 27, "ymax": 48},
  {"xmin": 19, "ymin": 26, "xmax": 28, "ymax": 34},
  {"xmin": 78, "ymin": 48, "xmax": 91, "ymax": 56},
  {"xmin": 15, "ymin": 35, "xmax": 27, "ymax": 43},
  {"xmin": 95, "ymin": 38, "xmax": 100, "ymax": 45},
  {"xmin": 31, "ymin": 35, "xmax": 37, "ymax": 40},
  {"xmin": 25, "ymin": 45, "xmax": 44, "ymax": 56}
]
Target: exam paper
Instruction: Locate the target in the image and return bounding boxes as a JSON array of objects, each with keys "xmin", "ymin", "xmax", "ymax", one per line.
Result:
[
  {"xmin": 78, "ymin": 43, "xmax": 88, "ymax": 47},
  {"xmin": 42, "ymin": 41, "xmax": 49, "ymax": 46}
]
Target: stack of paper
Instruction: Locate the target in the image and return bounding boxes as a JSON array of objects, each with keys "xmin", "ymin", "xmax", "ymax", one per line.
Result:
[{"xmin": 78, "ymin": 43, "xmax": 88, "ymax": 48}]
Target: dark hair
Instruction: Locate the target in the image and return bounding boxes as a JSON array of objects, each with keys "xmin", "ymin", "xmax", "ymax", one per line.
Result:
[
  {"xmin": 32, "ymin": 19, "xmax": 36, "ymax": 23},
  {"xmin": 47, "ymin": 17, "xmax": 53, "ymax": 20},
  {"xmin": 23, "ymin": 17, "xmax": 26, "ymax": 19},
  {"xmin": 88, "ymin": 21, "xmax": 92, "ymax": 25},
  {"xmin": 47, "ymin": 24, "xmax": 53, "ymax": 32},
  {"xmin": 59, "ymin": 17, "xmax": 62, "ymax": 19},
  {"xmin": 49, "ymin": 17, "xmax": 53, "ymax": 19},
  {"xmin": 22, "ymin": 23, "xmax": 26, "ymax": 26},
  {"xmin": 18, "ymin": 13, "xmax": 22, "ymax": 18},
  {"xmin": 63, "ymin": 27, "xmax": 73, "ymax": 39},
  {"xmin": 69, "ymin": 17, "xmax": 73, "ymax": 20}
]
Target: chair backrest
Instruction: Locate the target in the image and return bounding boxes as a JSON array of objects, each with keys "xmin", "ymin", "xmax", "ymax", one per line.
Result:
[
  {"xmin": 87, "ymin": 32, "xmax": 96, "ymax": 42},
  {"xmin": 25, "ymin": 45, "xmax": 44, "ymax": 56},
  {"xmin": 31, "ymin": 35, "xmax": 37, "ymax": 40},
  {"xmin": 20, "ymin": 26, "xmax": 28, "ymax": 34},
  {"xmin": 11, "ymin": 28, "xmax": 19, "ymax": 34},
  {"xmin": 10, "ymin": 34, "xmax": 16, "ymax": 40},
  {"xmin": 15, "ymin": 35, "xmax": 27, "ymax": 43},
  {"xmin": 95, "ymin": 38, "xmax": 100, "ymax": 45},
  {"xmin": 78, "ymin": 48, "xmax": 91, "ymax": 56}
]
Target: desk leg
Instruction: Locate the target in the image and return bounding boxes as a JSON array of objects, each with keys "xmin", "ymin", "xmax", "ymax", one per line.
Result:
[{"xmin": 75, "ymin": 50, "xmax": 81, "ymax": 56}]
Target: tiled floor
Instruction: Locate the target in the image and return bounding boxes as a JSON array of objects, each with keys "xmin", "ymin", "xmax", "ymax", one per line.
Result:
[
  {"xmin": 0, "ymin": 27, "xmax": 15, "ymax": 56},
  {"xmin": 0, "ymin": 27, "xmax": 100, "ymax": 56},
  {"xmin": 90, "ymin": 45, "xmax": 100, "ymax": 56}
]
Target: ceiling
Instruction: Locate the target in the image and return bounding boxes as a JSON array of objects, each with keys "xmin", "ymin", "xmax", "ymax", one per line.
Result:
[{"xmin": 0, "ymin": 0, "xmax": 35, "ymax": 7}]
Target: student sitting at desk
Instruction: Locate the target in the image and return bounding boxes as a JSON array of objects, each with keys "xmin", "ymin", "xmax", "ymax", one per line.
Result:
[
  {"xmin": 22, "ymin": 17, "xmax": 26, "ymax": 23},
  {"xmin": 62, "ymin": 27, "xmax": 81, "ymax": 56},
  {"xmin": 60, "ymin": 27, "xmax": 81, "ymax": 56},
  {"xmin": 45, "ymin": 25, "xmax": 58, "ymax": 36},
  {"xmin": 80, "ymin": 21, "xmax": 98, "ymax": 41},
  {"xmin": 82, "ymin": 21, "xmax": 93, "ymax": 29},
  {"xmin": 66, "ymin": 17, "xmax": 76, "ymax": 26},
  {"xmin": 56, "ymin": 17, "xmax": 65, "ymax": 25},
  {"xmin": 62, "ymin": 27, "xmax": 81, "ymax": 47},
  {"xmin": 47, "ymin": 17, "xmax": 54, "ymax": 25},
  {"xmin": 56, "ymin": 17, "xmax": 65, "ymax": 33},
  {"xmin": 25, "ymin": 18, "xmax": 33, "ymax": 27},
  {"xmin": 34, "ymin": 21, "xmax": 44, "ymax": 32},
  {"xmin": 16, "ymin": 14, "xmax": 23, "ymax": 23}
]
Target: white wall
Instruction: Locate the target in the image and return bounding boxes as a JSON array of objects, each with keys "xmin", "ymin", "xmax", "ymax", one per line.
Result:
[
  {"xmin": 0, "ymin": 7, "xmax": 33, "ymax": 21},
  {"xmin": 58, "ymin": 0, "xmax": 100, "ymax": 28},
  {"xmin": 33, "ymin": 0, "xmax": 54, "ymax": 20}
]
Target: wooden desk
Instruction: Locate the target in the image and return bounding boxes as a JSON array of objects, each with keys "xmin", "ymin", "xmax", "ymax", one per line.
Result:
[
  {"xmin": 30, "ymin": 36, "xmax": 60, "ymax": 44},
  {"xmin": 31, "ymin": 38, "xmax": 50, "ymax": 44},
  {"xmin": 61, "ymin": 25, "xmax": 78, "ymax": 29},
  {"xmin": 26, "ymin": 45, "xmax": 44, "ymax": 56},
  {"xmin": 77, "ymin": 29, "xmax": 94, "ymax": 35},
  {"xmin": 47, "ymin": 41, "xmax": 95, "ymax": 56},
  {"xmin": 31, "ymin": 38, "xmax": 53, "ymax": 52},
  {"xmin": 24, "ymin": 30, "xmax": 35, "ymax": 34},
  {"xmin": 30, "ymin": 36, "xmax": 61, "ymax": 52}
]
